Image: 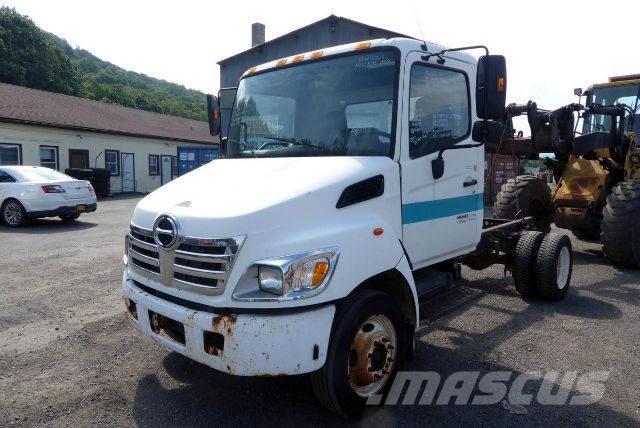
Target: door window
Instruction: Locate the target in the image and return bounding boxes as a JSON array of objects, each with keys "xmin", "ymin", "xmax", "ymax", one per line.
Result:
[
  {"xmin": 408, "ymin": 65, "xmax": 470, "ymax": 158},
  {"xmin": 40, "ymin": 146, "xmax": 58, "ymax": 170},
  {"xmin": 0, "ymin": 144, "xmax": 21, "ymax": 165}
]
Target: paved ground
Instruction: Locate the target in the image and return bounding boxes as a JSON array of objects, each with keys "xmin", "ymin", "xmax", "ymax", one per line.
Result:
[{"xmin": 1, "ymin": 195, "xmax": 639, "ymax": 427}]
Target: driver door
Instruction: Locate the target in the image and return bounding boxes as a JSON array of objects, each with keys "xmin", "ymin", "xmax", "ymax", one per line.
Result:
[{"xmin": 400, "ymin": 53, "xmax": 483, "ymax": 269}]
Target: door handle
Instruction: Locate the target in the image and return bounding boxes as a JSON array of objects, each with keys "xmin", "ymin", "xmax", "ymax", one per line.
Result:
[{"xmin": 463, "ymin": 178, "xmax": 478, "ymax": 187}]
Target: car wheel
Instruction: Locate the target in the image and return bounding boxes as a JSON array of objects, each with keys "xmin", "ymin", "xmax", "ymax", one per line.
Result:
[
  {"xmin": 2, "ymin": 199, "xmax": 28, "ymax": 227},
  {"xmin": 60, "ymin": 213, "xmax": 81, "ymax": 222},
  {"xmin": 311, "ymin": 290, "xmax": 406, "ymax": 418}
]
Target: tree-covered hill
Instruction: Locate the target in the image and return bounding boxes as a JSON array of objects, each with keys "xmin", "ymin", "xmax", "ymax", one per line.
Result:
[{"xmin": 0, "ymin": 7, "xmax": 207, "ymax": 121}]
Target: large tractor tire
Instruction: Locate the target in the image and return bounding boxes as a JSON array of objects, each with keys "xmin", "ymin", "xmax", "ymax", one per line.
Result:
[
  {"xmin": 601, "ymin": 179, "xmax": 640, "ymax": 268},
  {"xmin": 494, "ymin": 175, "xmax": 553, "ymax": 232}
]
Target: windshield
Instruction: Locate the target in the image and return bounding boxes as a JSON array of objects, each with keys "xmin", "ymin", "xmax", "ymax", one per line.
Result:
[
  {"xmin": 227, "ymin": 49, "xmax": 398, "ymax": 158},
  {"xmin": 583, "ymin": 84, "xmax": 640, "ymax": 134}
]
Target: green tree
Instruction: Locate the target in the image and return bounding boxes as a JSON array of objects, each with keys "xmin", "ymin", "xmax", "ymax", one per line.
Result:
[{"xmin": 0, "ymin": 7, "xmax": 81, "ymax": 95}]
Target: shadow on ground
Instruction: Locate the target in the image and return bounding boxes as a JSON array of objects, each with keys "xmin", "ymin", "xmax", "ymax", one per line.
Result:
[{"xmin": 130, "ymin": 271, "xmax": 631, "ymax": 427}]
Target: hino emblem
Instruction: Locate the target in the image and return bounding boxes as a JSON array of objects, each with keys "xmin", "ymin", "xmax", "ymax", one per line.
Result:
[{"xmin": 153, "ymin": 214, "xmax": 179, "ymax": 250}]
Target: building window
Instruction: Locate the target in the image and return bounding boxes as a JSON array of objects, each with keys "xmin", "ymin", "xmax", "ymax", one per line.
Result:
[
  {"xmin": 148, "ymin": 154, "xmax": 159, "ymax": 176},
  {"xmin": 39, "ymin": 146, "xmax": 59, "ymax": 170},
  {"xmin": 105, "ymin": 150, "xmax": 120, "ymax": 176},
  {"xmin": 408, "ymin": 65, "xmax": 470, "ymax": 159},
  {"xmin": 69, "ymin": 149, "xmax": 90, "ymax": 169},
  {"xmin": 172, "ymin": 156, "xmax": 177, "ymax": 178},
  {"xmin": 0, "ymin": 144, "xmax": 21, "ymax": 165}
]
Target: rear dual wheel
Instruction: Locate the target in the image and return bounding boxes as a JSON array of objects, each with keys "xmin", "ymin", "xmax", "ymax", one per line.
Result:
[
  {"xmin": 512, "ymin": 231, "xmax": 572, "ymax": 300},
  {"xmin": 311, "ymin": 290, "xmax": 406, "ymax": 418}
]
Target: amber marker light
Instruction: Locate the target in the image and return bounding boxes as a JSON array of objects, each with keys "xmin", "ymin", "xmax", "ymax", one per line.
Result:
[
  {"xmin": 373, "ymin": 227, "xmax": 384, "ymax": 236},
  {"xmin": 354, "ymin": 41, "xmax": 372, "ymax": 50}
]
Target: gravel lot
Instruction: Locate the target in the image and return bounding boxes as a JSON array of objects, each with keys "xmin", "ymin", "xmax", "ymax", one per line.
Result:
[{"xmin": 1, "ymin": 194, "xmax": 639, "ymax": 427}]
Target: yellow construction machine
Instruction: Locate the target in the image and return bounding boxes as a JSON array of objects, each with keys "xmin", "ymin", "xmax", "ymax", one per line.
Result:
[{"xmin": 484, "ymin": 74, "xmax": 640, "ymax": 267}]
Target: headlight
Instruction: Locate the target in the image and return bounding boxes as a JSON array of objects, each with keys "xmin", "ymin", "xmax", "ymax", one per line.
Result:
[{"xmin": 233, "ymin": 247, "xmax": 339, "ymax": 301}]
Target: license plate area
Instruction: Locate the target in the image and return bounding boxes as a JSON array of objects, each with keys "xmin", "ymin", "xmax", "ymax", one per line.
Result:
[
  {"xmin": 148, "ymin": 310, "xmax": 185, "ymax": 345},
  {"xmin": 76, "ymin": 205, "xmax": 86, "ymax": 212}
]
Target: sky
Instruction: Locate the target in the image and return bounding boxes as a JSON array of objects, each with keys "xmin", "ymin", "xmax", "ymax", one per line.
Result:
[{"xmin": 2, "ymin": 0, "xmax": 640, "ymax": 116}]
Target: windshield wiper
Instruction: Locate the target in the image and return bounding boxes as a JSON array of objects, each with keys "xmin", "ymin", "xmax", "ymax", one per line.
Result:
[
  {"xmin": 263, "ymin": 136, "xmax": 322, "ymax": 150},
  {"xmin": 229, "ymin": 138, "xmax": 257, "ymax": 157}
]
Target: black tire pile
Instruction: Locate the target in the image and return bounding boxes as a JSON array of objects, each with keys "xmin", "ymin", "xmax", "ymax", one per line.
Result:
[{"xmin": 65, "ymin": 168, "xmax": 111, "ymax": 198}]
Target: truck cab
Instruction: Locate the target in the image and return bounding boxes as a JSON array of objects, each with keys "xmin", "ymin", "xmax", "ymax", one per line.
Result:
[{"xmin": 122, "ymin": 37, "xmax": 572, "ymax": 418}]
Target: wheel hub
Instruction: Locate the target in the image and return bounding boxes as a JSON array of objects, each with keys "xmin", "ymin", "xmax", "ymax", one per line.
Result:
[
  {"xmin": 4, "ymin": 202, "xmax": 22, "ymax": 225},
  {"xmin": 348, "ymin": 314, "xmax": 397, "ymax": 397}
]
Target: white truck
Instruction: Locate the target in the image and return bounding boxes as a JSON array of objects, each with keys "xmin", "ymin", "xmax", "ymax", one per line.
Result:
[{"xmin": 122, "ymin": 37, "xmax": 573, "ymax": 418}]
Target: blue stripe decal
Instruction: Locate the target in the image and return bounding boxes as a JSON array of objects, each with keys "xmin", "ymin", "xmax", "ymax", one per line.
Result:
[{"xmin": 402, "ymin": 193, "xmax": 483, "ymax": 224}]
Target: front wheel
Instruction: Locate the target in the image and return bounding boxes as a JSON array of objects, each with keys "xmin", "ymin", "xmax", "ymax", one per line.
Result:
[
  {"xmin": 311, "ymin": 290, "xmax": 407, "ymax": 418},
  {"xmin": 2, "ymin": 199, "xmax": 28, "ymax": 227}
]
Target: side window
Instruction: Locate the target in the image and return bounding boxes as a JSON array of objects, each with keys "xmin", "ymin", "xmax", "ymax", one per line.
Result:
[
  {"xmin": 408, "ymin": 65, "xmax": 470, "ymax": 159},
  {"xmin": 105, "ymin": 150, "xmax": 120, "ymax": 176},
  {"xmin": 0, "ymin": 171, "xmax": 16, "ymax": 183},
  {"xmin": 148, "ymin": 155, "xmax": 159, "ymax": 176}
]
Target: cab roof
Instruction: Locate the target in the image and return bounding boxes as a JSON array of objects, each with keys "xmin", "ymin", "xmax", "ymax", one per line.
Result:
[{"xmin": 240, "ymin": 37, "xmax": 477, "ymax": 79}]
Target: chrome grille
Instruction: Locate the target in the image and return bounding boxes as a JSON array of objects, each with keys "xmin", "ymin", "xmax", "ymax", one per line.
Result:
[{"xmin": 128, "ymin": 224, "xmax": 244, "ymax": 295}]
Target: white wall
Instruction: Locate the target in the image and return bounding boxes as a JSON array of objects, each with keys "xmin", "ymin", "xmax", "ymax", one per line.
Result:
[{"xmin": 0, "ymin": 122, "xmax": 214, "ymax": 194}]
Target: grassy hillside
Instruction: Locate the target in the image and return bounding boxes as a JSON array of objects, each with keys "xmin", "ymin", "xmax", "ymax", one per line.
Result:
[{"xmin": 0, "ymin": 7, "xmax": 207, "ymax": 121}]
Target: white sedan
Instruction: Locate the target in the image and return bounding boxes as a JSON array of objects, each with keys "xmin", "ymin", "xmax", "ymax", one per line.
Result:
[{"xmin": 0, "ymin": 165, "xmax": 97, "ymax": 227}]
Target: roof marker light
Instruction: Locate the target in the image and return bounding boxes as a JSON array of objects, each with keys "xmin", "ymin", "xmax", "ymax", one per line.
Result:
[
  {"xmin": 354, "ymin": 41, "xmax": 371, "ymax": 50},
  {"xmin": 276, "ymin": 58, "xmax": 287, "ymax": 67},
  {"xmin": 292, "ymin": 54, "xmax": 305, "ymax": 63},
  {"xmin": 246, "ymin": 67, "xmax": 257, "ymax": 75},
  {"xmin": 310, "ymin": 50, "xmax": 324, "ymax": 59}
]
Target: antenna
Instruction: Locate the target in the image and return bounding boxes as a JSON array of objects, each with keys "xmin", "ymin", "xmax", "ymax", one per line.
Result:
[{"xmin": 407, "ymin": 0, "xmax": 429, "ymax": 51}]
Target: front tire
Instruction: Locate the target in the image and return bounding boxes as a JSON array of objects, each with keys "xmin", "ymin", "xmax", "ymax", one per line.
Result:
[
  {"xmin": 494, "ymin": 175, "xmax": 552, "ymax": 232},
  {"xmin": 600, "ymin": 179, "xmax": 640, "ymax": 268},
  {"xmin": 311, "ymin": 290, "xmax": 406, "ymax": 418},
  {"xmin": 2, "ymin": 199, "xmax": 28, "ymax": 227}
]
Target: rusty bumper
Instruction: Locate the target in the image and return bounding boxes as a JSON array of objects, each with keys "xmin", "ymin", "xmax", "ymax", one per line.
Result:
[{"xmin": 123, "ymin": 275, "xmax": 335, "ymax": 376}]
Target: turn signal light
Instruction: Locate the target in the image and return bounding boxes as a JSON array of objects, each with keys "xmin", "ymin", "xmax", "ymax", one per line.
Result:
[
  {"xmin": 497, "ymin": 77, "xmax": 505, "ymax": 93},
  {"xmin": 312, "ymin": 261, "xmax": 330, "ymax": 288}
]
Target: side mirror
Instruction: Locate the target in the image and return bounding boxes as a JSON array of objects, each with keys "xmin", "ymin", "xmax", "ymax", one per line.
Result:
[
  {"xmin": 432, "ymin": 156, "xmax": 445, "ymax": 180},
  {"xmin": 574, "ymin": 87, "xmax": 583, "ymax": 97},
  {"xmin": 218, "ymin": 87, "xmax": 238, "ymax": 138},
  {"xmin": 219, "ymin": 136, "xmax": 228, "ymax": 156},
  {"xmin": 206, "ymin": 94, "xmax": 221, "ymax": 136},
  {"xmin": 476, "ymin": 55, "xmax": 507, "ymax": 120}
]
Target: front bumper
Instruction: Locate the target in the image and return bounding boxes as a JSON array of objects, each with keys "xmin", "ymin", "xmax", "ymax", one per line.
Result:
[
  {"xmin": 28, "ymin": 202, "xmax": 97, "ymax": 218},
  {"xmin": 122, "ymin": 275, "xmax": 335, "ymax": 376}
]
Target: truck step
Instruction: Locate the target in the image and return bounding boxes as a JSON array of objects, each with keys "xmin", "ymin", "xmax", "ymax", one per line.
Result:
[
  {"xmin": 413, "ymin": 268, "xmax": 454, "ymax": 302},
  {"xmin": 418, "ymin": 285, "xmax": 485, "ymax": 322}
]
